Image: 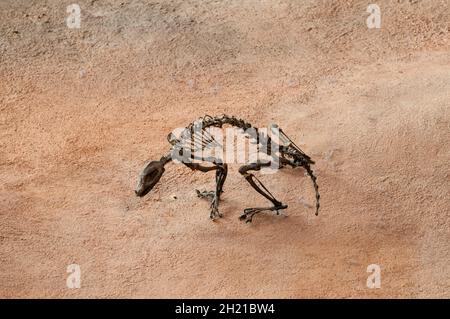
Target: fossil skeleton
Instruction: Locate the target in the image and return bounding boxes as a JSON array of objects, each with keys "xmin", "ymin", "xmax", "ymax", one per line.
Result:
[{"xmin": 135, "ymin": 115, "xmax": 320, "ymax": 222}]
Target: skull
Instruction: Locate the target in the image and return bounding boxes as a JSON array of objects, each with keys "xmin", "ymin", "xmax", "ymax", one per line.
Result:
[{"xmin": 135, "ymin": 160, "xmax": 165, "ymax": 197}]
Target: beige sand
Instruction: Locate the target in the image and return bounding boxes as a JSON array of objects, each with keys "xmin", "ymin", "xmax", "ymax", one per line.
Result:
[{"xmin": 0, "ymin": 0, "xmax": 449, "ymax": 298}]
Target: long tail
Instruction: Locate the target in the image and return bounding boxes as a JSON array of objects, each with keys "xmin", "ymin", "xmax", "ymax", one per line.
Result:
[{"xmin": 304, "ymin": 163, "xmax": 320, "ymax": 216}]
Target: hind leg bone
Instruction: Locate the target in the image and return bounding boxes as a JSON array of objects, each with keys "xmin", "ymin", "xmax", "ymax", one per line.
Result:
[{"xmin": 238, "ymin": 161, "xmax": 287, "ymax": 223}]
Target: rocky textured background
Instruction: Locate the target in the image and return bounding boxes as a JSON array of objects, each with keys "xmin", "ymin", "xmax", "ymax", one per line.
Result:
[{"xmin": 0, "ymin": 0, "xmax": 449, "ymax": 297}]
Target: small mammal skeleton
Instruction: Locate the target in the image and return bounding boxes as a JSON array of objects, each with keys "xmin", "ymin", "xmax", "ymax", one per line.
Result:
[{"xmin": 135, "ymin": 115, "xmax": 320, "ymax": 223}]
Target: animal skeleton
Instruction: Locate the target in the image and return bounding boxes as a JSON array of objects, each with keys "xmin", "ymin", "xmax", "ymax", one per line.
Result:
[{"xmin": 135, "ymin": 115, "xmax": 320, "ymax": 223}]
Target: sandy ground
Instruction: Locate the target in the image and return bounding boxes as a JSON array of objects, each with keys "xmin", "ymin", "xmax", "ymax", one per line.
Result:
[{"xmin": 0, "ymin": 0, "xmax": 449, "ymax": 298}]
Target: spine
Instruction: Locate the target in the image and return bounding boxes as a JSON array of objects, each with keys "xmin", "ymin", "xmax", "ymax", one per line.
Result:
[{"xmin": 194, "ymin": 114, "xmax": 255, "ymax": 131}]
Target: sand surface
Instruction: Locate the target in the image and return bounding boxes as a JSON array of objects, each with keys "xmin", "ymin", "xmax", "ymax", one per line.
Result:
[{"xmin": 0, "ymin": 0, "xmax": 449, "ymax": 298}]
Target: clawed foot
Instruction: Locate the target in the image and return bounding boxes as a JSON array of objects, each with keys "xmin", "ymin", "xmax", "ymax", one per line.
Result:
[
  {"xmin": 196, "ymin": 189, "xmax": 215, "ymax": 200},
  {"xmin": 197, "ymin": 190, "xmax": 223, "ymax": 220},
  {"xmin": 209, "ymin": 206, "xmax": 223, "ymax": 220},
  {"xmin": 209, "ymin": 195, "xmax": 223, "ymax": 220},
  {"xmin": 239, "ymin": 204, "xmax": 288, "ymax": 223}
]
